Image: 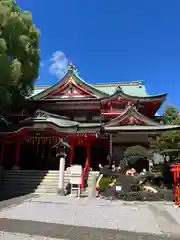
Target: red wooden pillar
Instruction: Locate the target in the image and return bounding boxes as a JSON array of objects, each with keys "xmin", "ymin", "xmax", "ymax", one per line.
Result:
[
  {"xmin": 15, "ymin": 143, "xmax": 20, "ymax": 168},
  {"xmin": 87, "ymin": 144, "xmax": 91, "ymax": 167},
  {"xmin": 81, "ymin": 143, "xmax": 91, "ymax": 189},
  {"xmin": 0, "ymin": 142, "xmax": 4, "ymax": 165},
  {"xmin": 69, "ymin": 144, "xmax": 74, "ymax": 166}
]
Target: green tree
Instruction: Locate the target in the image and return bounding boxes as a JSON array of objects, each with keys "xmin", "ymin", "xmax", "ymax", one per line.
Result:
[
  {"xmin": 0, "ymin": 0, "xmax": 40, "ymax": 111},
  {"xmin": 124, "ymin": 145, "xmax": 148, "ymax": 164},
  {"xmin": 162, "ymin": 105, "xmax": 180, "ymax": 124},
  {"xmin": 123, "ymin": 145, "xmax": 149, "ymax": 172},
  {"xmin": 159, "ymin": 105, "xmax": 180, "ymax": 155}
]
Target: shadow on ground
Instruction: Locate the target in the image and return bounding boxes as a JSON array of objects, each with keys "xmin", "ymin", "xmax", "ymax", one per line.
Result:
[
  {"xmin": 0, "ymin": 170, "xmax": 49, "ymax": 201},
  {"xmin": 100, "ymin": 188, "xmax": 174, "ymax": 202}
]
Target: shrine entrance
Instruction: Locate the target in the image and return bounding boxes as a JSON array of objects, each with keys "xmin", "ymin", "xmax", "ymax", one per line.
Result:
[
  {"xmin": 18, "ymin": 135, "xmax": 62, "ymax": 170},
  {"xmin": 73, "ymin": 146, "xmax": 87, "ymax": 168},
  {"xmin": 18, "ymin": 142, "xmax": 59, "ymax": 170},
  {"xmin": 68, "ymin": 134, "xmax": 96, "ymax": 168},
  {"xmin": 2, "ymin": 142, "xmax": 17, "ymax": 169},
  {"xmin": 69, "ymin": 135, "xmax": 109, "ymax": 171},
  {"xmin": 91, "ymin": 142, "xmax": 109, "ymax": 170}
]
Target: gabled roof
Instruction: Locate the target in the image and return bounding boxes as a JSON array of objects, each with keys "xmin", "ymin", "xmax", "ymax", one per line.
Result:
[
  {"xmin": 21, "ymin": 110, "xmax": 79, "ymax": 129},
  {"xmin": 19, "ymin": 110, "xmax": 102, "ymax": 133},
  {"xmin": 104, "ymin": 124, "xmax": 180, "ymax": 133},
  {"xmin": 31, "ymin": 64, "xmax": 108, "ymax": 100},
  {"xmin": 105, "ymin": 105, "xmax": 160, "ymax": 126},
  {"xmin": 30, "ymin": 63, "xmax": 167, "ymax": 108},
  {"xmin": 100, "ymin": 86, "xmax": 167, "ymax": 103},
  {"xmin": 31, "ymin": 80, "xmax": 148, "ymax": 98}
]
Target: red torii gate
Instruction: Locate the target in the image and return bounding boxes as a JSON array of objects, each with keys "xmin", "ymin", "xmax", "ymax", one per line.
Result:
[{"xmin": 171, "ymin": 163, "xmax": 180, "ymax": 207}]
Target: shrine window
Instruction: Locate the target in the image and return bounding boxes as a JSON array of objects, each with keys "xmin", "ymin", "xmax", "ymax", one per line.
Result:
[
  {"xmin": 71, "ymin": 111, "xmax": 101, "ymax": 122},
  {"xmin": 71, "ymin": 112, "xmax": 87, "ymax": 122}
]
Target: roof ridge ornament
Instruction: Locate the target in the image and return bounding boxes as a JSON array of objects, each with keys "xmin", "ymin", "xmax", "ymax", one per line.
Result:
[
  {"xmin": 68, "ymin": 62, "xmax": 80, "ymax": 75},
  {"xmin": 35, "ymin": 110, "xmax": 49, "ymax": 119},
  {"xmin": 116, "ymin": 86, "xmax": 122, "ymax": 92},
  {"xmin": 68, "ymin": 62, "xmax": 76, "ymax": 71}
]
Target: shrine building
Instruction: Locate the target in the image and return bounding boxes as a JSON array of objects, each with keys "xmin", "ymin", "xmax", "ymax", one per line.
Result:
[{"xmin": 0, "ymin": 63, "xmax": 179, "ymax": 171}]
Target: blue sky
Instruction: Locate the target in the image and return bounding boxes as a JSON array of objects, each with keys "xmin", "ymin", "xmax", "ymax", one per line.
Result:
[{"xmin": 17, "ymin": 0, "xmax": 180, "ymax": 109}]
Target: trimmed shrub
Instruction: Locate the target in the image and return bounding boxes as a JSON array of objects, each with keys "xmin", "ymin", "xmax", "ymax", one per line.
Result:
[
  {"xmin": 99, "ymin": 177, "xmax": 114, "ymax": 190},
  {"xmin": 124, "ymin": 145, "xmax": 148, "ymax": 172}
]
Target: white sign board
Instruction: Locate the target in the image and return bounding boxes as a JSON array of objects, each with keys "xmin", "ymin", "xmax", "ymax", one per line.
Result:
[
  {"xmin": 70, "ymin": 165, "xmax": 82, "ymax": 175},
  {"xmin": 70, "ymin": 176, "xmax": 82, "ymax": 185},
  {"xmin": 70, "ymin": 165, "xmax": 82, "ymax": 185}
]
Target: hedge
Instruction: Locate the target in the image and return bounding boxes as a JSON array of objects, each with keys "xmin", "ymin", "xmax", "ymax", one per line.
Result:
[{"xmin": 99, "ymin": 176, "xmax": 115, "ymax": 190}]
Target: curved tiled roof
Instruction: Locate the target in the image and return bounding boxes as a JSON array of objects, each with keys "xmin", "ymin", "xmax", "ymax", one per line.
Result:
[
  {"xmin": 31, "ymin": 81, "xmax": 148, "ymax": 98},
  {"xmin": 30, "ymin": 63, "xmax": 166, "ymax": 101},
  {"xmin": 21, "ymin": 110, "xmax": 79, "ymax": 128},
  {"xmin": 105, "ymin": 105, "xmax": 160, "ymax": 127}
]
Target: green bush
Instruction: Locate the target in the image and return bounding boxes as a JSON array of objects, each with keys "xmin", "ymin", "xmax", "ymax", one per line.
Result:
[
  {"xmin": 124, "ymin": 145, "xmax": 148, "ymax": 164},
  {"xmin": 99, "ymin": 177, "xmax": 114, "ymax": 190}
]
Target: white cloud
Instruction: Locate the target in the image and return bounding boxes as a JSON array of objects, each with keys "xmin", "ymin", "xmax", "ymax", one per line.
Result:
[{"xmin": 48, "ymin": 51, "xmax": 68, "ymax": 78}]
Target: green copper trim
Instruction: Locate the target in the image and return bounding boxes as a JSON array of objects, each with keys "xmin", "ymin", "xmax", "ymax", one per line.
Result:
[{"xmin": 30, "ymin": 63, "xmax": 167, "ymax": 101}]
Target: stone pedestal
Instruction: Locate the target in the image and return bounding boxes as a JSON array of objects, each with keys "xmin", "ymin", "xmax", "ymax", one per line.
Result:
[{"xmin": 88, "ymin": 173, "xmax": 97, "ymax": 198}]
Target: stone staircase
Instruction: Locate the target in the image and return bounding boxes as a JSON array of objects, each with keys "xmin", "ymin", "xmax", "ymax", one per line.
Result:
[
  {"xmin": 0, "ymin": 169, "xmax": 99, "ymax": 197},
  {"xmin": 1, "ymin": 169, "xmax": 70, "ymax": 196}
]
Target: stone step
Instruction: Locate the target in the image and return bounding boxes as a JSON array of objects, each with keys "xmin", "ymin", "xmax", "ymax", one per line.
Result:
[
  {"xmin": 1, "ymin": 170, "xmax": 97, "ymax": 196},
  {"xmin": 4, "ymin": 173, "xmax": 70, "ymax": 177},
  {"xmin": 3, "ymin": 183, "xmax": 69, "ymax": 189},
  {"xmin": 4, "ymin": 170, "xmax": 60, "ymax": 173},
  {"xmin": 3, "ymin": 175, "xmax": 70, "ymax": 180},
  {"xmin": 3, "ymin": 176, "xmax": 70, "ymax": 181},
  {"xmin": 3, "ymin": 172, "xmax": 68, "ymax": 176},
  {"xmin": 3, "ymin": 171, "xmax": 69, "ymax": 176},
  {"xmin": 2, "ymin": 189, "xmax": 55, "ymax": 195},
  {"xmin": 3, "ymin": 186, "xmax": 59, "ymax": 191},
  {"xmin": 2, "ymin": 182, "xmax": 69, "ymax": 187},
  {"xmin": 3, "ymin": 180, "xmax": 70, "ymax": 185}
]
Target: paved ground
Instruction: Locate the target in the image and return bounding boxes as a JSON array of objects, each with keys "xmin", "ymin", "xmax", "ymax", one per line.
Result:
[
  {"xmin": 0, "ymin": 232, "xmax": 65, "ymax": 239},
  {"xmin": 0, "ymin": 193, "xmax": 38, "ymax": 211},
  {"xmin": 0, "ymin": 223, "xmax": 177, "ymax": 240},
  {"xmin": 0, "ymin": 194, "xmax": 180, "ymax": 239}
]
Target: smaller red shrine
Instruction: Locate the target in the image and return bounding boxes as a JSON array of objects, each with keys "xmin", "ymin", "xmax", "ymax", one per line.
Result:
[{"xmin": 0, "ymin": 63, "xmax": 179, "ymax": 171}]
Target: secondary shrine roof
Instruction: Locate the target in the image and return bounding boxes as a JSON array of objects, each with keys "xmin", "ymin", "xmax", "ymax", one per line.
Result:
[
  {"xmin": 104, "ymin": 124, "xmax": 180, "ymax": 133},
  {"xmin": 104, "ymin": 105, "xmax": 160, "ymax": 126},
  {"xmin": 21, "ymin": 110, "xmax": 79, "ymax": 129}
]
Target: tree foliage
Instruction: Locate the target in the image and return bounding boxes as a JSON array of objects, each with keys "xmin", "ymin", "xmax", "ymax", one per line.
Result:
[
  {"xmin": 0, "ymin": 0, "xmax": 40, "ymax": 111},
  {"xmin": 159, "ymin": 105, "xmax": 180, "ymax": 153},
  {"xmin": 162, "ymin": 105, "xmax": 180, "ymax": 124},
  {"xmin": 124, "ymin": 145, "xmax": 148, "ymax": 164}
]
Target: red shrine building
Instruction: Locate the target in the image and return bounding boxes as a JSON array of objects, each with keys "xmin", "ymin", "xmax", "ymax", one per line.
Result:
[{"xmin": 0, "ymin": 63, "xmax": 179, "ymax": 171}]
